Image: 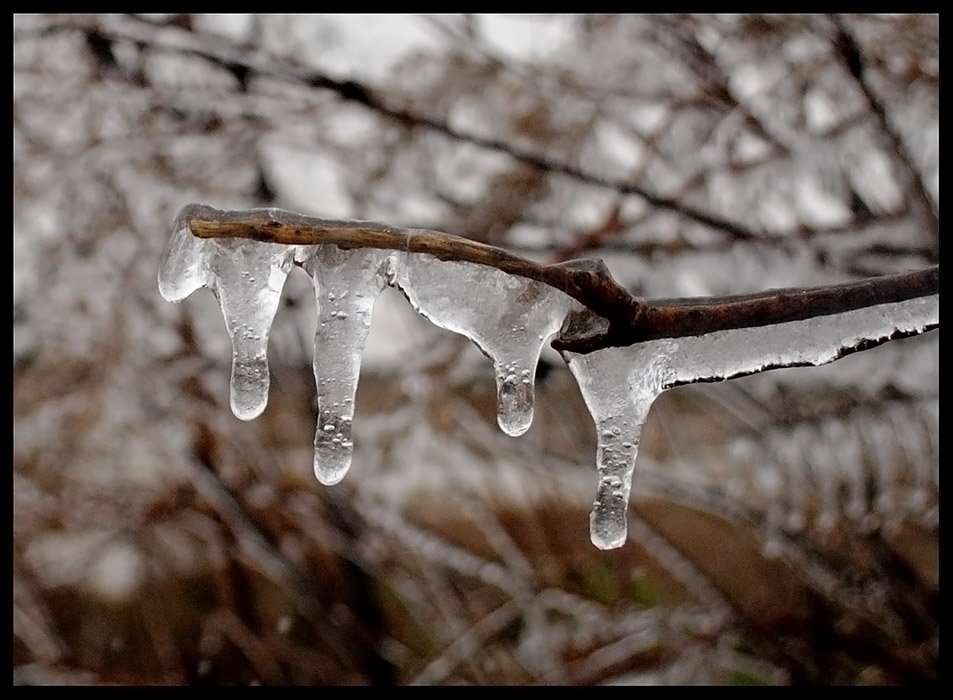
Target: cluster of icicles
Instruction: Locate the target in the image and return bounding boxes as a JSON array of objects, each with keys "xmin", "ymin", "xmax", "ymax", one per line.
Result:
[{"xmin": 159, "ymin": 205, "xmax": 939, "ymax": 550}]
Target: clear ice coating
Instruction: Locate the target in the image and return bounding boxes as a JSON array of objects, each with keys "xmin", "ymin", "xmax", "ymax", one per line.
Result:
[
  {"xmin": 158, "ymin": 206, "xmax": 295, "ymax": 420},
  {"xmin": 157, "ymin": 206, "xmax": 211, "ymax": 303},
  {"xmin": 566, "ymin": 343, "xmax": 674, "ymax": 550},
  {"xmin": 396, "ymin": 254, "xmax": 581, "ymax": 436},
  {"xmin": 156, "ymin": 207, "xmax": 581, "ymax": 486},
  {"xmin": 298, "ymin": 245, "xmax": 394, "ymax": 486},
  {"xmin": 564, "ymin": 294, "xmax": 938, "ymax": 550},
  {"xmin": 159, "ymin": 205, "xmax": 937, "ymax": 551}
]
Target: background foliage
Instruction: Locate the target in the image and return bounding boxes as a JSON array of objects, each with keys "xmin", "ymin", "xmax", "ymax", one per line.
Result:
[{"xmin": 13, "ymin": 14, "xmax": 938, "ymax": 685}]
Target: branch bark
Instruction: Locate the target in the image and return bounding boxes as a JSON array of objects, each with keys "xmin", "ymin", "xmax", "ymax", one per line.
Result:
[{"xmin": 183, "ymin": 204, "xmax": 939, "ymax": 355}]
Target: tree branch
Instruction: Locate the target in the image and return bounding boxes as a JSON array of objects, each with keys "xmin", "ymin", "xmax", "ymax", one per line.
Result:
[{"xmin": 183, "ymin": 204, "xmax": 938, "ymax": 355}]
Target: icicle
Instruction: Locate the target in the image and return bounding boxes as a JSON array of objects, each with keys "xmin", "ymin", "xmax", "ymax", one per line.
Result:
[
  {"xmin": 157, "ymin": 205, "xmax": 211, "ymax": 303},
  {"xmin": 159, "ymin": 204, "xmax": 936, "ymax": 551},
  {"xmin": 565, "ymin": 342, "xmax": 674, "ymax": 550},
  {"xmin": 396, "ymin": 255, "xmax": 580, "ymax": 437},
  {"xmin": 158, "ymin": 205, "xmax": 295, "ymax": 420},
  {"xmin": 299, "ymin": 245, "xmax": 395, "ymax": 486},
  {"xmin": 215, "ymin": 241, "xmax": 295, "ymax": 421},
  {"xmin": 563, "ymin": 294, "xmax": 936, "ymax": 550}
]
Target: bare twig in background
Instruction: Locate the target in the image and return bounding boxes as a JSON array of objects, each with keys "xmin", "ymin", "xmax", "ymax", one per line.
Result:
[{"xmin": 828, "ymin": 15, "xmax": 939, "ymax": 252}]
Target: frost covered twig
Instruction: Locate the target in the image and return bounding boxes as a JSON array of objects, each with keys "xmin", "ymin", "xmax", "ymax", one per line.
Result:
[
  {"xmin": 161, "ymin": 203, "xmax": 938, "ymax": 551},
  {"xmin": 184, "ymin": 204, "xmax": 938, "ymax": 355},
  {"xmin": 185, "ymin": 204, "xmax": 641, "ymax": 347}
]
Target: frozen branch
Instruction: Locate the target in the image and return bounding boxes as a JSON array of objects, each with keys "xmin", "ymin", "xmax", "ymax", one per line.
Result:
[{"xmin": 184, "ymin": 204, "xmax": 938, "ymax": 356}]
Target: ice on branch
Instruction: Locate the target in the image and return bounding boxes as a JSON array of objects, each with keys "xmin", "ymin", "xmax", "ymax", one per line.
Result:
[
  {"xmin": 158, "ymin": 204, "xmax": 937, "ymax": 552},
  {"xmin": 396, "ymin": 254, "xmax": 583, "ymax": 437},
  {"xmin": 157, "ymin": 206, "xmax": 582, "ymax": 483},
  {"xmin": 563, "ymin": 294, "xmax": 938, "ymax": 549},
  {"xmin": 298, "ymin": 245, "xmax": 396, "ymax": 486},
  {"xmin": 566, "ymin": 343, "xmax": 674, "ymax": 550},
  {"xmin": 158, "ymin": 206, "xmax": 295, "ymax": 420}
]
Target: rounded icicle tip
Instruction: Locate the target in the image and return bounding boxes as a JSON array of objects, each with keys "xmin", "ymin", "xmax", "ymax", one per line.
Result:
[
  {"xmin": 313, "ymin": 415, "xmax": 355, "ymax": 486},
  {"xmin": 590, "ymin": 481, "xmax": 630, "ymax": 550},
  {"xmin": 229, "ymin": 357, "xmax": 270, "ymax": 421},
  {"xmin": 590, "ymin": 516, "xmax": 628, "ymax": 550},
  {"xmin": 496, "ymin": 372, "xmax": 535, "ymax": 437},
  {"xmin": 314, "ymin": 451, "xmax": 351, "ymax": 486}
]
